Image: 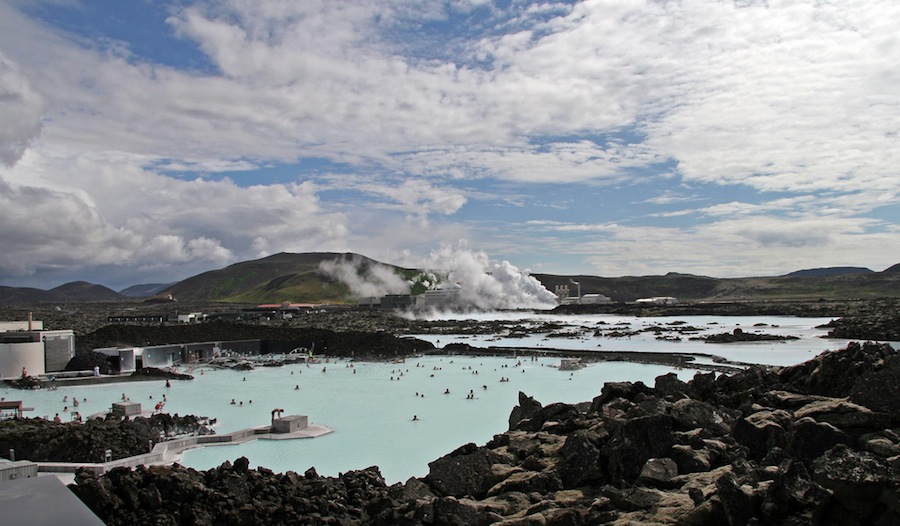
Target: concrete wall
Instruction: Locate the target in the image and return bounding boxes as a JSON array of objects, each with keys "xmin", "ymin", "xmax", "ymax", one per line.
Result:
[
  {"xmin": 0, "ymin": 459, "xmax": 38, "ymax": 481},
  {"xmin": 219, "ymin": 340, "xmax": 262, "ymax": 356},
  {"xmin": 0, "ymin": 341, "xmax": 45, "ymax": 379},
  {"xmin": 142, "ymin": 345, "xmax": 183, "ymax": 368},
  {"xmin": 0, "ymin": 321, "xmax": 43, "ymax": 332},
  {"xmin": 95, "ymin": 347, "xmax": 137, "ymax": 373},
  {"xmin": 43, "ymin": 330, "xmax": 75, "ymax": 372}
]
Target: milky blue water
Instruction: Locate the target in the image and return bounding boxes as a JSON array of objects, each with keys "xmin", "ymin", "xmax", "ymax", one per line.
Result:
[
  {"xmin": 411, "ymin": 313, "xmax": 852, "ymax": 366},
  {"xmin": 3, "ymin": 314, "xmax": 872, "ymax": 483}
]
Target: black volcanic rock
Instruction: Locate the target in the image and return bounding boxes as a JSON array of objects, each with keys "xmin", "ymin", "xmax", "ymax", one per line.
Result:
[
  {"xmin": 74, "ymin": 320, "xmax": 434, "ymax": 358},
  {"xmin": 0, "ymin": 414, "xmax": 202, "ymax": 463},
  {"xmin": 819, "ymin": 303, "xmax": 900, "ymax": 340}
]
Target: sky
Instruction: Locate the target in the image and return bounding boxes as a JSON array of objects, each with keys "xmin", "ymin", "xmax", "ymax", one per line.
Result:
[{"xmin": 0, "ymin": 0, "xmax": 898, "ymax": 291}]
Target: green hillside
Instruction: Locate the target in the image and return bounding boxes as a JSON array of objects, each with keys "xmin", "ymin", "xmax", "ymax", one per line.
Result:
[
  {"xmin": 2, "ymin": 253, "xmax": 897, "ymax": 306},
  {"xmin": 163, "ymin": 252, "xmax": 899, "ymax": 304},
  {"xmin": 162, "ymin": 252, "xmax": 412, "ymax": 303}
]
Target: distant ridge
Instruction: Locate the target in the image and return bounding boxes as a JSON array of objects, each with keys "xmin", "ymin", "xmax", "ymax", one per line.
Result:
[
  {"xmin": 119, "ymin": 283, "xmax": 174, "ymax": 298},
  {"xmin": 49, "ymin": 281, "xmax": 124, "ymax": 302},
  {"xmin": 0, "ymin": 281, "xmax": 125, "ymax": 305},
  {"xmin": 785, "ymin": 267, "xmax": 873, "ymax": 278},
  {"xmin": 2, "ymin": 256, "xmax": 899, "ymax": 305}
]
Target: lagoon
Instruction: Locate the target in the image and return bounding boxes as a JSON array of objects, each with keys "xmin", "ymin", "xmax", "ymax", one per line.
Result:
[{"xmin": 3, "ymin": 314, "xmax": 862, "ymax": 483}]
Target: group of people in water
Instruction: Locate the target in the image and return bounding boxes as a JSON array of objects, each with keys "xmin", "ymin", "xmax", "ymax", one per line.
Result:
[{"xmin": 52, "ymin": 394, "xmax": 87, "ymax": 423}]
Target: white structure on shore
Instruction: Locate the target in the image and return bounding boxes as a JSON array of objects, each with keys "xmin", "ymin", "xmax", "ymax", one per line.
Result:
[
  {"xmin": 635, "ymin": 296, "xmax": 679, "ymax": 305},
  {"xmin": 0, "ymin": 315, "xmax": 74, "ymax": 379},
  {"xmin": 555, "ymin": 285, "xmax": 612, "ymax": 305}
]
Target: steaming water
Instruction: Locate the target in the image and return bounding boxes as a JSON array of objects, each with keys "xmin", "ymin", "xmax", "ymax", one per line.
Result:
[{"xmin": 3, "ymin": 314, "xmax": 867, "ymax": 483}]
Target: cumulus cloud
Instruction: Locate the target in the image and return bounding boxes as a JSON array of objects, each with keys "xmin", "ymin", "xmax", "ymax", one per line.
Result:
[
  {"xmin": 0, "ymin": 53, "xmax": 45, "ymax": 166},
  {"xmin": 0, "ymin": 0, "xmax": 897, "ymax": 287},
  {"xmin": 519, "ymin": 214, "xmax": 900, "ymax": 278},
  {"xmin": 0, "ymin": 149, "xmax": 349, "ymax": 287}
]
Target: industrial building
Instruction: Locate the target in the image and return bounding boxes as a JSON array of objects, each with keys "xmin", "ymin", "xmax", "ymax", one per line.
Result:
[
  {"xmin": 94, "ymin": 339, "xmax": 264, "ymax": 373},
  {"xmin": 0, "ymin": 317, "xmax": 74, "ymax": 380},
  {"xmin": 635, "ymin": 296, "xmax": 679, "ymax": 305},
  {"xmin": 555, "ymin": 284, "xmax": 612, "ymax": 305},
  {"xmin": 360, "ymin": 289, "xmax": 465, "ymax": 310}
]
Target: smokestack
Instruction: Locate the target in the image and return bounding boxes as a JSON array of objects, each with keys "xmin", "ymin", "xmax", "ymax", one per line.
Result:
[{"xmin": 27, "ymin": 312, "xmax": 32, "ymax": 331}]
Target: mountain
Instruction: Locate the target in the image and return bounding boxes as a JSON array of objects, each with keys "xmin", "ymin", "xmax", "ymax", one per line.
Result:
[
  {"xmin": 0, "ymin": 281, "xmax": 125, "ymax": 305},
  {"xmin": 119, "ymin": 283, "xmax": 175, "ymax": 298},
  {"xmin": 534, "ymin": 265, "xmax": 900, "ymax": 302},
  {"xmin": 785, "ymin": 267, "xmax": 873, "ymax": 278},
  {"xmin": 0, "ymin": 285, "xmax": 59, "ymax": 305},
  {"xmin": 2, "ymin": 257, "xmax": 898, "ymax": 306},
  {"xmin": 161, "ymin": 252, "xmax": 414, "ymax": 303},
  {"xmin": 49, "ymin": 282, "xmax": 124, "ymax": 302}
]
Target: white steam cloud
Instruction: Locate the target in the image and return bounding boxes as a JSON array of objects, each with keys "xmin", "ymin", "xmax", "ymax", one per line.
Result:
[
  {"xmin": 421, "ymin": 245, "xmax": 558, "ymax": 311},
  {"xmin": 318, "ymin": 256, "xmax": 411, "ymax": 298},
  {"xmin": 321, "ymin": 245, "xmax": 558, "ymax": 311}
]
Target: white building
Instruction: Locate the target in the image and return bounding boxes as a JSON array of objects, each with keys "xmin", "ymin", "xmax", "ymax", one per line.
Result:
[
  {"xmin": 94, "ymin": 344, "xmax": 183, "ymax": 373},
  {"xmin": 559, "ymin": 293, "xmax": 612, "ymax": 305},
  {"xmin": 0, "ymin": 318, "xmax": 74, "ymax": 379},
  {"xmin": 581, "ymin": 293, "xmax": 612, "ymax": 305},
  {"xmin": 635, "ymin": 296, "xmax": 679, "ymax": 305}
]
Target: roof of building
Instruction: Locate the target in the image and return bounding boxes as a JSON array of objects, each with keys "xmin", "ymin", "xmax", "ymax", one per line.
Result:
[{"xmin": 0, "ymin": 475, "xmax": 106, "ymax": 526}]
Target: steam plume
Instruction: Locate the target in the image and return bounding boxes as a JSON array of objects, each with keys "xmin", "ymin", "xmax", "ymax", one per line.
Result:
[
  {"xmin": 318, "ymin": 256, "xmax": 411, "ymax": 298},
  {"xmin": 421, "ymin": 244, "xmax": 557, "ymax": 310}
]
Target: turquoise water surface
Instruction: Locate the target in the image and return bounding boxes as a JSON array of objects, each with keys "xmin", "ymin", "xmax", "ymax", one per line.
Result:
[{"xmin": 2, "ymin": 314, "xmax": 866, "ymax": 483}]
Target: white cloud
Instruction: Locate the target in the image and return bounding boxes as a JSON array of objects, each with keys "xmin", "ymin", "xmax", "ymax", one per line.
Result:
[
  {"xmin": 515, "ymin": 214, "xmax": 899, "ymax": 278},
  {"xmin": 320, "ymin": 175, "xmax": 467, "ymax": 223},
  {"xmin": 0, "ymin": 148, "xmax": 349, "ymax": 286},
  {"xmin": 0, "ymin": 52, "xmax": 45, "ymax": 166},
  {"xmin": 0, "ymin": 0, "xmax": 897, "ymax": 287}
]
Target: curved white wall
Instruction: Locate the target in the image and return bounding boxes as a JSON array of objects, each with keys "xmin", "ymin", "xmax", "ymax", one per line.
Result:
[{"xmin": 0, "ymin": 342, "xmax": 45, "ymax": 379}]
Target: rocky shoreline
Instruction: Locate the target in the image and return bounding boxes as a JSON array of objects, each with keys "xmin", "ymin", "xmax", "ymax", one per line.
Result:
[
  {"xmin": 3, "ymin": 297, "xmax": 898, "ymax": 343},
  {"xmin": 67, "ymin": 341, "xmax": 899, "ymax": 525},
  {"xmin": 0, "ymin": 413, "xmax": 205, "ymax": 463}
]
